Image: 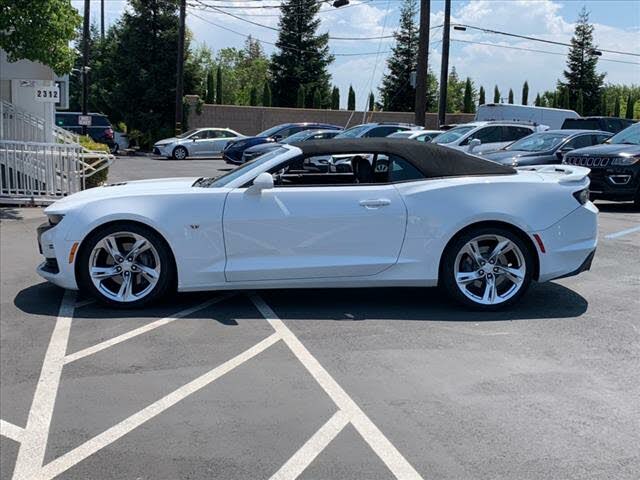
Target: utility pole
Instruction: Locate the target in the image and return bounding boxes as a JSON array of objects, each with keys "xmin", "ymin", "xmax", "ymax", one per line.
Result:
[
  {"xmin": 101, "ymin": 0, "xmax": 105, "ymax": 38},
  {"xmin": 175, "ymin": 0, "xmax": 186, "ymax": 135},
  {"xmin": 437, "ymin": 0, "xmax": 451, "ymax": 127},
  {"xmin": 414, "ymin": 0, "xmax": 430, "ymax": 126},
  {"xmin": 82, "ymin": 0, "xmax": 90, "ymax": 135}
]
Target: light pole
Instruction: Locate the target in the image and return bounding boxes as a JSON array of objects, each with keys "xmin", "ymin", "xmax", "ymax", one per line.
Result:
[
  {"xmin": 82, "ymin": 0, "xmax": 90, "ymax": 136},
  {"xmin": 175, "ymin": 0, "xmax": 186, "ymax": 135},
  {"xmin": 437, "ymin": 0, "xmax": 451, "ymax": 127},
  {"xmin": 414, "ymin": 0, "xmax": 430, "ymax": 126}
]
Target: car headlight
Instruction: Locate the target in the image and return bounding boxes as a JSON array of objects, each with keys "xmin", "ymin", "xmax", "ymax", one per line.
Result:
[
  {"xmin": 47, "ymin": 214, "xmax": 65, "ymax": 226},
  {"xmin": 572, "ymin": 188, "xmax": 590, "ymax": 205},
  {"xmin": 611, "ymin": 155, "xmax": 640, "ymax": 166}
]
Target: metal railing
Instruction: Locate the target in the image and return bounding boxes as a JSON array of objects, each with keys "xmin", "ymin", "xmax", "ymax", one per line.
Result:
[
  {"xmin": 0, "ymin": 141, "xmax": 84, "ymax": 201},
  {"xmin": 0, "ymin": 100, "xmax": 79, "ymax": 144}
]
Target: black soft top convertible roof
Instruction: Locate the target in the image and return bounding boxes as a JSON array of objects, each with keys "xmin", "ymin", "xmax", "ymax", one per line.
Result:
[{"xmin": 291, "ymin": 138, "xmax": 516, "ymax": 177}]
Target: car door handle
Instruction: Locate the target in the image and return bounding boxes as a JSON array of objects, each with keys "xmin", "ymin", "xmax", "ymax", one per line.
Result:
[{"xmin": 359, "ymin": 198, "xmax": 391, "ymax": 209}]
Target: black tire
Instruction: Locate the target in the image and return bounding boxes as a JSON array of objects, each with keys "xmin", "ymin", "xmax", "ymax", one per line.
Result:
[
  {"xmin": 440, "ymin": 226, "xmax": 534, "ymax": 311},
  {"xmin": 76, "ymin": 222, "xmax": 176, "ymax": 308},
  {"xmin": 172, "ymin": 145, "xmax": 188, "ymax": 160}
]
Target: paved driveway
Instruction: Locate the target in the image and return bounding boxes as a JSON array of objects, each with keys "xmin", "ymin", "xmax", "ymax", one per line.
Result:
[{"xmin": 1, "ymin": 174, "xmax": 639, "ymax": 479}]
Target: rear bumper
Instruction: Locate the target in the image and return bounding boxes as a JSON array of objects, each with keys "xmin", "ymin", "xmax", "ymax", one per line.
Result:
[{"xmin": 534, "ymin": 201, "xmax": 598, "ymax": 282}]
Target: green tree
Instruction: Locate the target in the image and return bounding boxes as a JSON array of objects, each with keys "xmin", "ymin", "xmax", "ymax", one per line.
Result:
[
  {"xmin": 478, "ymin": 86, "xmax": 485, "ymax": 106},
  {"xmin": 600, "ymin": 94, "xmax": 608, "ymax": 115},
  {"xmin": 249, "ymin": 86, "xmax": 258, "ymax": 106},
  {"xmin": 508, "ymin": 89, "xmax": 514, "ymax": 104},
  {"xmin": 331, "ymin": 86, "xmax": 340, "ymax": 109},
  {"xmin": 522, "ymin": 81, "xmax": 529, "ymax": 105},
  {"xmin": 379, "ymin": 0, "xmax": 419, "ymax": 112},
  {"xmin": 558, "ymin": 7, "xmax": 605, "ymax": 115},
  {"xmin": 204, "ymin": 69, "xmax": 215, "ymax": 103},
  {"xmin": 625, "ymin": 94, "xmax": 634, "ymax": 119},
  {"xmin": 562, "ymin": 87, "xmax": 570, "ymax": 109},
  {"xmin": 613, "ymin": 95, "xmax": 620, "ymax": 116},
  {"xmin": 312, "ymin": 88, "xmax": 322, "ymax": 108},
  {"xmin": 216, "ymin": 65, "xmax": 223, "ymax": 104},
  {"xmin": 446, "ymin": 67, "xmax": 465, "ymax": 112},
  {"xmin": 296, "ymin": 84, "xmax": 306, "ymax": 108},
  {"xmin": 534, "ymin": 93, "xmax": 541, "ymax": 106},
  {"xmin": 494, "ymin": 85, "xmax": 500, "ymax": 103},
  {"xmin": 262, "ymin": 80, "xmax": 272, "ymax": 107},
  {"xmin": 368, "ymin": 92, "xmax": 375, "ymax": 111},
  {"xmin": 348, "ymin": 85, "xmax": 356, "ymax": 110},
  {"xmin": 462, "ymin": 77, "xmax": 475, "ymax": 113},
  {"xmin": 270, "ymin": 0, "xmax": 333, "ymax": 107},
  {"xmin": 576, "ymin": 90, "xmax": 584, "ymax": 115},
  {"xmin": 0, "ymin": 0, "xmax": 81, "ymax": 74}
]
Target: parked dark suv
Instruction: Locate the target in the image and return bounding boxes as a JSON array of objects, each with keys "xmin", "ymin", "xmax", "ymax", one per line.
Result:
[
  {"xmin": 563, "ymin": 123, "xmax": 640, "ymax": 207},
  {"xmin": 223, "ymin": 123, "xmax": 341, "ymax": 164},
  {"xmin": 55, "ymin": 112, "xmax": 116, "ymax": 150},
  {"xmin": 561, "ymin": 116, "xmax": 635, "ymax": 134}
]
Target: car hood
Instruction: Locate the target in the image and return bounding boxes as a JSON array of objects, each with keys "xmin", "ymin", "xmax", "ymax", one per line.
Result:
[
  {"xmin": 245, "ymin": 142, "xmax": 281, "ymax": 154},
  {"xmin": 481, "ymin": 150, "xmax": 552, "ymax": 164},
  {"xmin": 567, "ymin": 143, "xmax": 640, "ymax": 156},
  {"xmin": 154, "ymin": 137, "xmax": 179, "ymax": 146},
  {"xmin": 45, "ymin": 177, "xmax": 200, "ymax": 213}
]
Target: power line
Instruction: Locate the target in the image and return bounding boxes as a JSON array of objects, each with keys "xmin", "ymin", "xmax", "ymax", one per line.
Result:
[{"xmin": 190, "ymin": 0, "xmax": 376, "ymax": 16}]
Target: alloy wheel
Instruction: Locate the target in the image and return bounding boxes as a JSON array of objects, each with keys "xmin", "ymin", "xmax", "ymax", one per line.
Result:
[
  {"xmin": 88, "ymin": 231, "xmax": 161, "ymax": 303},
  {"xmin": 454, "ymin": 234, "xmax": 526, "ymax": 305}
]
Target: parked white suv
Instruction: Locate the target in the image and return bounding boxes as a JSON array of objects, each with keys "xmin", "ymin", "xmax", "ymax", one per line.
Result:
[{"xmin": 431, "ymin": 121, "xmax": 536, "ymax": 154}]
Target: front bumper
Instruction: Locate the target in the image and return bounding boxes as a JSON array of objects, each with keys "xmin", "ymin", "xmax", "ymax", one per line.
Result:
[
  {"xmin": 36, "ymin": 222, "xmax": 79, "ymax": 290},
  {"xmin": 588, "ymin": 166, "xmax": 639, "ymax": 202},
  {"xmin": 534, "ymin": 201, "xmax": 599, "ymax": 282},
  {"xmin": 223, "ymin": 152, "xmax": 243, "ymax": 165}
]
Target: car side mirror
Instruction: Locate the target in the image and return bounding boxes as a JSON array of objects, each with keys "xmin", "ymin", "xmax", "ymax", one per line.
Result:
[
  {"xmin": 272, "ymin": 134, "xmax": 283, "ymax": 141},
  {"xmin": 249, "ymin": 172, "xmax": 274, "ymax": 193},
  {"xmin": 468, "ymin": 138, "xmax": 481, "ymax": 152},
  {"xmin": 556, "ymin": 147, "xmax": 572, "ymax": 159}
]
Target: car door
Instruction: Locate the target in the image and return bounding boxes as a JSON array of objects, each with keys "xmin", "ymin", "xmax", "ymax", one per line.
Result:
[
  {"xmin": 190, "ymin": 130, "xmax": 211, "ymax": 156},
  {"xmin": 222, "ymin": 164, "xmax": 407, "ymax": 282},
  {"xmin": 208, "ymin": 130, "xmax": 236, "ymax": 154}
]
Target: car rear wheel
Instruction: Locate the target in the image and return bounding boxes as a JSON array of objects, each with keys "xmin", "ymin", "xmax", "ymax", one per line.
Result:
[
  {"xmin": 172, "ymin": 146, "xmax": 188, "ymax": 160},
  {"xmin": 77, "ymin": 223, "xmax": 175, "ymax": 308},
  {"xmin": 441, "ymin": 227, "xmax": 533, "ymax": 310}
]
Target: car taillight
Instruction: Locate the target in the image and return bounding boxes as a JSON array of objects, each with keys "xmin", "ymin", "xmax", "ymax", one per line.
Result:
[
  {"xmin": 104, "ymin": 128, "xmax": 114, "ymax": 140},
  {"xmin": 573, "ymin": 187, "xmax": 589, "ymax": 205}
]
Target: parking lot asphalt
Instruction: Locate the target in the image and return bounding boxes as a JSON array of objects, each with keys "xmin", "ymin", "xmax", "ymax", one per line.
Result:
[{"xmin": 1, "ymin": 156, "xmax": 639, "ymax": 480}]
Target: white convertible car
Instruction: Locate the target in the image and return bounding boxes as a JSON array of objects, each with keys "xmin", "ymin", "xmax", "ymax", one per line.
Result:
[{"xmin": 37, "ymin": 139, "xmax": 598, "ymax": 310}]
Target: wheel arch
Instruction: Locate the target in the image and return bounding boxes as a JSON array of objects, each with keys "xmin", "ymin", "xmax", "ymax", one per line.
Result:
[
  {"xmin": 74, "ymin": 219, "xmax": 179, "ymax": 289},
  {"xmin": 172, "ymin": 144, "xmax": 189, "ymax": 158},
  {"xmin": 438, "ymin": 220, "xmax": 540, "ymax": 282}
]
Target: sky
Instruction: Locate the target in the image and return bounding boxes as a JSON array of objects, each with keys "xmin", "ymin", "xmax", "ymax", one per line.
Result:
[{"xmin": 73, "ymin": 0, "xmax": 640, "ymax": 110}]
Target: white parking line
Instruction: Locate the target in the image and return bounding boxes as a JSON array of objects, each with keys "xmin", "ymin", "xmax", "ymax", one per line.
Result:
[
  {"xmin": 64, "ymin": 294, "xmax": 233, "ymax": 364},
  {"xmin": 12, "ymin": 291, "xmax": 75, "ymax": 480},
  {"xmin": 251, "ymin": 295, "xmax": 424, "ymax": 480},
  {"xmin": 605, "ymin": 225, "xmax": 640, "ymax": 239},
  {"xmin": 38, "ymin": 333, "xmax": 280, "ymax": 480},
  {"xmin": 0, "ymin": 419, "xmax": 24, "ymax": 443},
  {"xmin": 270, "ymin": 410, "xmax": 350, "ymax": 480}
]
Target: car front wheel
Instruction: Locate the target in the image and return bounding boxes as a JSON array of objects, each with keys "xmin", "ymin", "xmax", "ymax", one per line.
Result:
[
  {"xmin": 77, "ymin": 223, "xmax": 175, "ymax": 308},
  {"xmin": 172, "ymin": 146, "xmax": 188, "ymax": 160},
  {"xmin": 441, "ymin": 227, "xmax": 533, "ymax": 310}
]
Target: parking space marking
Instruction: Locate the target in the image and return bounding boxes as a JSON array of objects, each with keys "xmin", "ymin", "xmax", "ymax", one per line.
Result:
[
  {"xmin": 38, "ymin": 333, "xmax": 281, "ymax": 480},
  {"xmin": 605, "ymin": 225, "xmax": 640, "ymax": 239},
  {"xmin": 251, "ymin": 295, "xmax": 424, "ymax": 480},
  {"xmin": 12, "ymin": 291, "xmax": 75, "ymax": 480},
  {"xmin": 64, "ymin": 294, "xmax": 233, "ymax": 364},
  {"xmin": 270, "ymin": 410, "xmax": 350, "ymax": 480},
  {"xmin": 0, "ymin": 419, "xmax": 24, "ymax": 443}
]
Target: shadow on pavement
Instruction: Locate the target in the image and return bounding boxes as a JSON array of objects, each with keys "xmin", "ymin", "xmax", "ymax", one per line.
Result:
[
  {"xmin": 260, "ymin": 282, "xmax": 588, "ymax": 322},
  {"xmin": 15, "ymin": 280, "xmax": 587, "ymax": 324},
  {"xmin": 0, "ymin": 207, "xmax": 24, "ymax": 220},
  {"xmin": 595, "ymin": 201, "xmax": 638, "ymax": 214}
]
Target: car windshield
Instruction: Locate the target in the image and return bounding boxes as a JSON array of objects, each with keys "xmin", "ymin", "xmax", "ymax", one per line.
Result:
[
  {"xmin": 506, "ymin": 133, "xmax": 567, "ymax": 152},
  {"xmin": 176, "ymin": 129, "xmax": 199, "ymax": 139},
  {"xmin": 198, "ymin": 147, "xmax": 287, "ymax": 188},
  {"xmin": 335, "ymin": 125, "xmax": 370, "ymax": 138},
  {"xmin": 258, "ymin": 125, "xmax": 288, "ymax": 138},
  {"xmin": 432, "ymin": 126, "xmax": 475, "ymax": 144},
  {"xmin": 281, "ymin": 130, "xmax": 313, "ymax": 143},
  {"xmin": 388, "ymin": 131, "xmax": 413, "ymax": 139},
  {"xmin": 608, "ymin": 123, "xmax": 640, "ymax": 145}
]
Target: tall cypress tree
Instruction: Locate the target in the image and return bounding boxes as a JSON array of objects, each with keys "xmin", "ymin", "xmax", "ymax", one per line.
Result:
[
  {"xmin": 262, "ymin": 80, "xmax": 272, "ymax": 107},
  {"xmin": 312, "ymin": 88, "xmax": 322, "ymax": 108},
  {"xmin": 249, "ymin": 86, "xmax": 258, "ymax": 106},
  {"xmin": 508, "ymin": 89, "xmax": 514, "ymax": 104},
  {"xmin": 562, "ymin": 87, "xmax": 570, "ymax": 109},
  {"xmin": 463, "ymin": 78, "xmax": 475, "ymax": 113},
  {"xmin": 625, "ymin": 95, "xmax": 634, "ymax": 119},
  {"xmin": 534, "ymin": 93, "xmax": 541, "ymax": 106},
  {"xmin": 478, "ymin": 86, "xmax": 485, "ymax": 106},
  {"xmin": 522, "ymin": 81, "xmax": 529, "ymax": 105},
  {"xmin": 348, "ymin": 85, "xmax": 356, "ymax": 110},
  {"xmin": 296, "ymin": 85, "xmax": 306, "ymax": 108},
  {"xmin": 331, "ymin": 86, "xmax": 340, "ymax": 110},
  {"xmin": 204, "ymin": 69, "xmax": 215, "ymax": 104},
  {"xmin": 270, "ymin": 0, "xmax": 333, "ymax": 107},
  {"xmin": 379, "ymin": 0, "xmax": 419, "ymax": 112},
  {"xmin": 576, "ymin": 90, "xmax": 584, "ymax": 115},
  {"xmin": 216, "ymin": 65, "xmax": 223, "ymax": 104},
  {"xmin": 368, "ymin": 92, "xmax": 375, "ymax": 111},
  {"xmin": 558, "ymin": 7, "xmax": 605, "ymax": 115},
  {"xmin": 494, "ymin": 85, "xmax": 500, "ymax": 103},
  {"xmin": 600, "ymin": 94, "xmax": 607, "ymax": 115},
  {"xmin": 613, "ymin": 96, "xmax": 621, "ymax": 117}
]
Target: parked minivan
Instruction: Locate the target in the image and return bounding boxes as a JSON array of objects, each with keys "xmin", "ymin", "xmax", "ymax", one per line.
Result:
[
  {"xmin": 561, "ymin": 116, "xmax": 635, "ymax": 133},
  {"xmin": 55, "ymin": 112, "xmax": 115, "ymax": 151}
]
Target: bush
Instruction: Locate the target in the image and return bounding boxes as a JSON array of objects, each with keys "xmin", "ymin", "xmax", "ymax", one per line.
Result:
[{"xmin": 78, "ymin": 135, "xmax": 110, "ymax": 189}]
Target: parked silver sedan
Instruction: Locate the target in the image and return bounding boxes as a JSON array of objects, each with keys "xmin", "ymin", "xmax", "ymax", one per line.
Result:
[{"xmin": 153, "ymin": 128, "xmax": 244, "ymax": 159}]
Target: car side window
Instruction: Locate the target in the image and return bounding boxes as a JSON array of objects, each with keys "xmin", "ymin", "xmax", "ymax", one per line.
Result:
[
  {"xmin": 593, "ymin": 134, "xmax": 610, "ymax": 144},
  {"xmin": 565, "ymin": 135, "xmax": 594, "ymax": 149},
  {"xmin": 388, "ymin": 156, "xmax": 425, "ymax": 183},
  {"xmin": 365, "ymin": 126, "xmax": 403, "ymax": 138},
  {"xmin": 503, "ymin": 126, "xmax": 533, "ymax": 141},
  {"xmin": 467, "ymin": 126, "xmax": 502, "ymax": 144}
]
